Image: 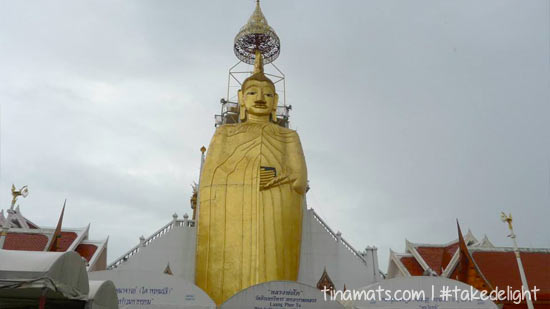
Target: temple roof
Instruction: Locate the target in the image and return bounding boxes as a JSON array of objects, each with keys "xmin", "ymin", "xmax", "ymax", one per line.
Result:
[
  {"xmin": 470, "ymin": 248, "xmax": 550, "ymax": 299},
  {"xmin": 0, "ymin": 206, "xmax": 39, "ymax": 229},
  {"xmin": 399, "ymin": 256, "xmax": 424, "ymax": 276},
  {"xmin": 316, "ymin": 268, "xmax": 335, "ymax": 292},
  {"xmin": 0, "ymin": 205, "xmax": 108, "ymax": 271},
  {"xmin": 388, "ymin": 228, "xmax": 550, "ymax": 305}
]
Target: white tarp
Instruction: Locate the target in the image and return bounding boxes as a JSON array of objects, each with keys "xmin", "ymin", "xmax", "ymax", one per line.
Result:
[
  {"xmin": 220, "ymin": 280, "xmax": 344, "ymax": 309},
  {"xmin": 351, "ymin": 277, "xmax": 498, "ymax": 308},
  {"xmin": 89, "ymin": 269, "xmax": 215, "ymax": 309},
  {"xmin": 88, "ymin": 280, "xmax": 119, "ymax": 309},
  {"xmin": 0, "ymin": 250, "xmax": 89, "ymax": 302}
]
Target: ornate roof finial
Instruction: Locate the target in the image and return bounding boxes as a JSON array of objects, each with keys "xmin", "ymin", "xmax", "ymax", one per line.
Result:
[
  {"xmin": 500, "ymin": 212, "xmax": 514, "ymax": 237},
  {"xmin": 234, "ymin": 0, "xmax": 280, "ymax": 64},
  {"xmin": 499, "ymin": 212, "xmax": 535, "ymax": 309},
  {"xmin": 10, "ymin": 184, "xmax": 29, "ymax": 211},
  {"xmin": 47, "ymin": 200, "xmax": 66, "ymax": 252}
]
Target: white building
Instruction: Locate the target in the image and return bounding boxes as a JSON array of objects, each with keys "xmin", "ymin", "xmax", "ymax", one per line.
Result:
[{"xmin": 106, "ymin": 206, "xmax": 381, "ymax": 293}]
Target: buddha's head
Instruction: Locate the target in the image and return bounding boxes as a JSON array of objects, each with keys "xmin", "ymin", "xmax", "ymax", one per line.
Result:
[{"xmin": 238, "ymin": 51, "xmax": 278, "ymax": 123}]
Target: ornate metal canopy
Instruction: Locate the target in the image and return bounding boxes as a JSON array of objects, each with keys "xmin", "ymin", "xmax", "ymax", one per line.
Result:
[{"xmin": 234, "ymin": 0, "xmax": 280, "ymax": 65}]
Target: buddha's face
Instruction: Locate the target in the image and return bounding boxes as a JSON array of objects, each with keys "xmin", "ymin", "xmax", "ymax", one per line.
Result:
[{"xmin": 239, "ymin": 80, "xmax": 278, "ymax": 118}]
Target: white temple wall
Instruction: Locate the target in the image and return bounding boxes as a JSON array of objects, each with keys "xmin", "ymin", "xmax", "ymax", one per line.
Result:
[
  {"xmin": 298, "ymin": 209, "xmax": 379, "ymax": 290},
  {"xmin": 108, "ymin": 208, "xmax": 379, "ymax": 292},
  {"xmin": 113, "ymin": 224, "xmax": 196, "ymax": 281},
  {"xmin": 363, "ymin": 246, "xmax": 381, "ymax": 280}
]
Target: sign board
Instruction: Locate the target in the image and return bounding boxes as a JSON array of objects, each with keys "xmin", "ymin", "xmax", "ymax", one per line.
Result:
[
  {"xmin": 89, "ymin": 269, "xmax": 216, "ymax": 309},
  {"xmin": 220, "ymin": 280, "xmax": 344, "ymax": 309}
]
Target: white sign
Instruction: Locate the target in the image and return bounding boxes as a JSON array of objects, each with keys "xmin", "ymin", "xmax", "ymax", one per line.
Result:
[
  {"xmin": 221, "ymin": 280, "xmax": 344, "ymax": 309},
  {"xmin": 89, "ymin": 269, "xmax": 216, "ymax": 309}
]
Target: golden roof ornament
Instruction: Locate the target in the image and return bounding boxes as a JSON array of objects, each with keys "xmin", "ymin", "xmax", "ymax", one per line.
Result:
[
  {"xmin": 500, "ymin": 211, "xmax": 514, "ymax": 235},
  {"xmin": 234, "ymin": 0, "xmax": 280, "ymax": 64},
  {"xmin": 10, "ymin": 184, "xmax": 29, "ymax": 210}
]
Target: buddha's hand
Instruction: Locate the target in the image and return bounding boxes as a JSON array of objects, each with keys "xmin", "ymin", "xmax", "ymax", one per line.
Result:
[
  {"xmin": 261, "ymin": 174, "xmax": 291, "ymax": 190},
  {"xmin": 262, "ymin": 173, "xmax": 306, "ymax": 195}
]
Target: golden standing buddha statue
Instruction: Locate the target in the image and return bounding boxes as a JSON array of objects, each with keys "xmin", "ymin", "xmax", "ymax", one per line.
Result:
[{"xmin": 195, "ymin": 3, "xmax": 307, "ymax": 304}]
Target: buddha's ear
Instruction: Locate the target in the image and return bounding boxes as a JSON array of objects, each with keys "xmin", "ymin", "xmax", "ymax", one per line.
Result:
[
  {"xmin": 238, "ymin": 90, "xmax": 247, "ymax": 122},
  {"xmin": 271, "ymin": 93, "xmax": 279, "ymax": 123},
  {"xmin": 238, "ymin": 89, "xmax": 244, "ymax": 105}
]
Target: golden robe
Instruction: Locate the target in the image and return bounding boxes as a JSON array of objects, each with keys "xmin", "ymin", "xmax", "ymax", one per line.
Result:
[{"xmin": 195, "ymin": 122, "xmax": 307, "ymax": 304}]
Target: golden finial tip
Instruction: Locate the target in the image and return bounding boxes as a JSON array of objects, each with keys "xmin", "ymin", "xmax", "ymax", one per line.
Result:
[{"xmin": 253, "ymin": 49, "xmax": 264, "ymax": 74}]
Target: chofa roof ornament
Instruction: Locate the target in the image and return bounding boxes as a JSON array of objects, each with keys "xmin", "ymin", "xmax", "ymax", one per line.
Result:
[{"xmin": 234, "ymin": 0, "xmax": 280, "ymax": 65}]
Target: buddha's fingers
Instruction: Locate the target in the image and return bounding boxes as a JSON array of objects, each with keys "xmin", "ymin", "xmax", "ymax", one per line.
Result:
[{"xmin": 261, "ymin": 175, "xmax": 290, "ymax": 190}]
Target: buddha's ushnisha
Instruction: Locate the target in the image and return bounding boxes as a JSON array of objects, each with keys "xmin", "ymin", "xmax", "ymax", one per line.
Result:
[{"xmin": 195, "ymin": 50, "xmax": 307, "ymax": 304}]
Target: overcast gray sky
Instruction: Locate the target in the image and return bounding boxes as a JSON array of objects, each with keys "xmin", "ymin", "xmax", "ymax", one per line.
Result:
[{"xmin": 1, "ymin": 0, "xmax": 549, "ymax": 272}]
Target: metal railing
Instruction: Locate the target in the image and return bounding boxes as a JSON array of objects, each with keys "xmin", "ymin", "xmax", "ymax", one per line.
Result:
[
  {"xmin": 108, "ymin": 209, "xmax": 368, "ymax": 270},
  {"xmin": 215, "ymin": 99, "xmax": 291, "ymax": 128},
  {"xmin": 107, "ymin": 218, "xmax": 195, "ymax": 270},
  {"xmin": 309, "ymin": 209, "xmax": 369, "ymax": 267}
]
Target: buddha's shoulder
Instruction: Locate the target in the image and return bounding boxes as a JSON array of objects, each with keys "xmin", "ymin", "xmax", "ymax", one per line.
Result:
[
  {"xmin": 215, "ymin": 123, "xmax": 244, "ymax": 132},
  {"xmin": 214, "ymin": 123, "xmax": 254, "ymax": 138},
  {"xmin": 215, "ymin": 122, "xmax": 299, "ymax": 137},
  {"xmin": 271, "ymin": 123, "xmax": 294, "ymax": 133},
  {"xmin": 215, "ymin": 123, "xmax": 238, "ymax": 132},
  {"xmin": 265, "ymin": 123, "xmax": 302, "ymax": 140}
]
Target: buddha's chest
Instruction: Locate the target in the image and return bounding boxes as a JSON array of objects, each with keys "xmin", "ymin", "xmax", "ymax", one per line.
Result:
[
  {"xmin": 212, "ymin": 124, "xmax": 292, "ymax": 172},
  {"xmin": 223, "ymin": 124, "xmax": 289, "ymax": 156}
]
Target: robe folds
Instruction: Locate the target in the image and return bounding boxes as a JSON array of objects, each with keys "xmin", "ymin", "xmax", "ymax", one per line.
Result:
[{"xmin": 195, "ymin": 122, "xmax": 307, "ymax": 304}]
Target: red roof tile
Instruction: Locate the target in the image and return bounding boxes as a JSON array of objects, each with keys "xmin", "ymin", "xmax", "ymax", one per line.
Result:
[
  {"xmin": 416, "ymin": 243, "xmax": 459, "ymax": 275},
  {"xmin": 400, "ymin": 256, "xmax": 424, "ymax": 276},
  {"xmin": 472, "ymin": 251, "xmax": 550, "ymax": 300},
  {"xmin": 76, "ymin": 244, "xmax": 98, "ymax": 262},
  {"xmin": 3, "ymin": 233, "xmax": 48, "ymax": 251},
  {"xmin": 51, "ymin": 232, "xmax": 78, "ymax": 252}
]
